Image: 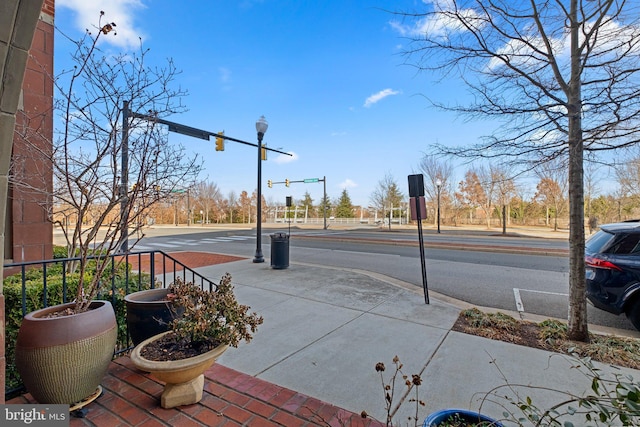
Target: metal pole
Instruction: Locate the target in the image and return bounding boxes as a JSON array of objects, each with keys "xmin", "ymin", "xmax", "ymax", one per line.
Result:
[
  {"xmin": 416, "ymin": 199, "xmax": 429, "ymax": 304},
  {"xmin": 437, "ymin": 184, "xmax": 441, "ymax": 234},
  {"xmin": 253, "ymin": 132, "xmax": 265, "ymax": 263},
  {"xmin": 323, "ymin": 176, "xmax": 327, "ymax": 230},
  {"xmin": 120, "ymin": 101, "xmax": 130, "ymax": 253}
]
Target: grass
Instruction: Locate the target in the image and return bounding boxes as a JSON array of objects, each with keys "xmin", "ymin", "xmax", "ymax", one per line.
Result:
[{"xmin": 453, "ymin": 308, "xmax": 640, "ymax": 370}]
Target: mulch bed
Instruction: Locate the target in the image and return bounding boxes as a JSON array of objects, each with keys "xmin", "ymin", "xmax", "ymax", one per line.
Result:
[{"xmin": 117, "ymin": 252, "xmax": 246, "ymax": 274}]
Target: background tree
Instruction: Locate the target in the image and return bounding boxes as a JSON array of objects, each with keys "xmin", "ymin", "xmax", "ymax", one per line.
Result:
[
  {"xmin": 493, "ymin": 165, "xmax": 517, "ymax": 234},
  {"xmin": 227, "ymin": 190, "xmax": 238, "ymax": 223},
  {"xmin": 192, "ymin": 181, "xmax": 220, "ymax": 225},
  {"xmin": 335, "ymin": 189, "xmax": 354, "ymax": 218},
  {"xmin": 301, "ymin": 191, "xmax": 316, "ymax": 217},
  {"xmin": 239, "ymin": 191, "xmax": 251, "ymax": 223},
  {"xmin": 319, "ymin": 194, "xmax": 332, "ymax": 220},
  {"xmin": 456, "ymin": 166, "xmax": 496, "ymax": 228},
  {"xmin": 535, "ymin": 161, "xmax": 568, "ymax": 232},
  {"xmin": 396, "ymin": 0, "xmax": 640, "ymax": 341},
  {"xmin": 370, "ymin": 173, "xmax": 405, "ymax": 224},
  {"xmin": 616, "ymin": 149, "xmax": 640, "ymax": 205},
  {"xmin": 12, "ymin": 16, "xmax": 202, "ymax": 311},
  {"xmin": 418, "ymin": 154, "xmax": 454, "ymax": 226}
]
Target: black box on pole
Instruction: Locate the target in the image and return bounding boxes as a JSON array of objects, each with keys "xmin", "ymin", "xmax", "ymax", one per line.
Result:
[{"xmin": 408, "ymin": 174, "xmax": 424, "ymax": 197}]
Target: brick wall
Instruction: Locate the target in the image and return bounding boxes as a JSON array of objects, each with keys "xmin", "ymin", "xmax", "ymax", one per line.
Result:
[{"xmin": 8, "ymin": 2, "xmax": 54, "ymax": 264}]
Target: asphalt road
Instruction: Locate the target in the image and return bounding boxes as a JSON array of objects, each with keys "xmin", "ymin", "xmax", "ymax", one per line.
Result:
[{"xmin": 131, "ymin": 225, "xmax": 637, "ymax": 332}]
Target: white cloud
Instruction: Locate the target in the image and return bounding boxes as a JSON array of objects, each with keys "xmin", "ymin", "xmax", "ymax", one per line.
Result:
[
  {"xmin": 363, "ymin": 88, "xmax": 400, "ymax": 108},
  {"xmin": 218, "ymin": 67, "xmax": 232, "ymax": 83},
  {"xmin": 273, "ymin": 151, "xmax": 298, "ymax": 164},
  {"xmin": 57, "ymin": 0, "xmax": 147, "ymax": 50},
  {"xmin": 390, "ymin": 0, "xmax": 484, "ymax": 38},
  {"xmin": 339, "ymin": 179, "xmax": 357, "ymax": 189}
]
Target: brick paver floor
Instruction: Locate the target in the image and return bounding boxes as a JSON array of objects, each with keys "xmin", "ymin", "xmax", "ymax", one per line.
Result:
[{"xmin": 9, "ymin": 358, "xmax": 384, "ymax": 427}]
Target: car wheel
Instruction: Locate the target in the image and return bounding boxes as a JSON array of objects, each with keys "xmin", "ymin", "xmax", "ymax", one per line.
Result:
[{"xmin": 625, "ymin": 297, "xmax": 640, "ymax": 331}]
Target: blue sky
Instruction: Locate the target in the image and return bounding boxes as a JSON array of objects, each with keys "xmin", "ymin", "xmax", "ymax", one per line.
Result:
[{"xmin": 54, "ymin": 0, "xmax": 499, "ymax": 207}]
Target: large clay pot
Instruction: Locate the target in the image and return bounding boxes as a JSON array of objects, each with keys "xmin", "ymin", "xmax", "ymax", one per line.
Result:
[
  {"xmin": 125, "ymin": 288, "xmax": 176, "ymax": 346},
  {"xmin": 130, "ymin": 331, "xmax": 228, "ymax": 408},
  {"xmin": 15, "ymin": 300, "xmax": 117, "ymax": 404}
]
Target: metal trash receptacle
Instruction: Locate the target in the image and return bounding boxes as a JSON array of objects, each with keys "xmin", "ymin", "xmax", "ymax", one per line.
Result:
[{"xmin": 270, "ymin": 233, "xmax": 289, "ymax": 269}]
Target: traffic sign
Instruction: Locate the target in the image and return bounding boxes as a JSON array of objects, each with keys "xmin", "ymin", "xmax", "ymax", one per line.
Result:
[{"xmin": 303, "ymin": 178, "xmax": 319, "ymax": 183}]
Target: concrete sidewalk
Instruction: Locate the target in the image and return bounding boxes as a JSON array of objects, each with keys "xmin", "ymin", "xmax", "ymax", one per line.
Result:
[{"xmin": 194, "ymin": 258, "xmax": 640, "ymax": 425}]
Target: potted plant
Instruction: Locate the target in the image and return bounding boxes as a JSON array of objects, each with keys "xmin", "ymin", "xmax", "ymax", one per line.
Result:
[
  {"xmin": 423, "ymin": 409, "xmax": 503, "ymax": 426},
  {"xmin": 125, "ymin": 281, "xmax": 183, "ymax": 346},
  {"xmin": 130, "ymin": 273, "xmax": 263, "ymax": 408}
]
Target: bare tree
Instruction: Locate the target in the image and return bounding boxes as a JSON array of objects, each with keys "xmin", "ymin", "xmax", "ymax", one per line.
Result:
[
  {"xmin": 616, "ymin": 148, "xmax": 640, "ymax": 204},
  {"xmin": 10, "ymin": 16, "xmax": 203, "ymax": 312},
  {"xmin": 535, "ymin": 160, "xmax": 568, "ymax": 231},
  {"xmin": 418, "ymin": 154, "xmax": 454, "ymax": 225},
  {"xmin": 456, "ymin": 165, "xmax": 499, "ymax": 228},
  {"xmin": 227, "ymin": 190, "xmax": 238, "ymax": 223},
  {"xmin": 370, "ymin": 173, "xmax": 405, "ymax": 227},
  {"xmin": 493, "ymin": 164, "xmax": 518, "ymax": 234},
  {"xmin": 193, "ymin": 180, "xmax": 220, "ymax": 225},
  {"xmin": 394, "ymin": 0, "xmax": 640, "ymax": 341}
]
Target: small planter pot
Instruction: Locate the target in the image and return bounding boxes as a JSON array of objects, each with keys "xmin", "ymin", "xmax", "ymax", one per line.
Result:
[
  {"xmin": 15, "ymin": 300, "xmax": 117, "ymax": 405},
  {"xmin": 423, "ymin": 409, "xmax": 503, "ymax": 426},
  {"xmin": 129, "ymin": 331, "xmax": 228, "ymax": 408},
  {"xmin": 125, "ymin": 288, "xmax": 176, "ymax": 346}
]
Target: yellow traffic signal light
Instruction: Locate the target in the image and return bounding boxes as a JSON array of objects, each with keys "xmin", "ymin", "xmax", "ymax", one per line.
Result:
[
  {"xmin": 285, "ymin": 179, "xmax": 290, "ymax": 187},
  {"xmin": 261, "ymin": 145, "xmax": 267, "ymax": 161},
  {"xmin": 215, "ymin": 131, "xmax": 224, "ymax": 151},
  {"xmin": 267, "ymin": 180, "xmax": 272, "ymax": 188}
]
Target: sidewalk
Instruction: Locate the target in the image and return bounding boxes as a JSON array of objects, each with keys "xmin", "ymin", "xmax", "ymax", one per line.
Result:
[
  {"xmin": 14, "ymin": 243, "xmax": 638, "ymax": 425},
  {"xmin": 195, "ymin": 257, "xmax": 640, "ymax": 424}
]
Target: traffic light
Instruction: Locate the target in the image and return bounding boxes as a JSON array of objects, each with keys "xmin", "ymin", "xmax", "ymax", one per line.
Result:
[
  {"xmin": 215, "ymin": 131, "xmax": 224, "ymax": 151},
  {"xmin": 261, "ymin": 145, "xmax": 267, "ymax": 161},
  {"xmin": 285, "ymin": 179, "xmax": 290, "ymax": 187},
  {"xmin": 267, "ymin": 180, "xmax": 272, "ymax": 188}
]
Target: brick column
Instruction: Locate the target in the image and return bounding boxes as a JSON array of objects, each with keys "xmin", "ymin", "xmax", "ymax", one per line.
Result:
[{"xmin": 0, "ymin": 0, "xmax": 48, "ymax": 403}]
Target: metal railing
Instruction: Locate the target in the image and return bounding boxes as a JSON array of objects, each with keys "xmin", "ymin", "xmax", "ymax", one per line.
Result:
[
  {"xmin": 3, "ymin": 250, "xmax": 217, "ymax": 399},
  {"xmin": 4, "ymin": 250, "xmax": 217, "ymax": 318}
]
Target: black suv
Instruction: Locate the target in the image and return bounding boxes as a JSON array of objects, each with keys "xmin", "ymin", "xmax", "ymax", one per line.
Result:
[{"xmin": 586, "ymin": 221, "xmax": 640, "ymax": 330}]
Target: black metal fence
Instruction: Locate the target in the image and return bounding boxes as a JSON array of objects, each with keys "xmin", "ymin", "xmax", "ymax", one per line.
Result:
[{"xmin": 3, "ymin": 250, "xmax": 217, "ymax": 399}]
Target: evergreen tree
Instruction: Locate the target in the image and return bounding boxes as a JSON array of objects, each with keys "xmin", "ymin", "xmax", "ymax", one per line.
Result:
[
  {"xmin": 301, "ymin": 192, "xmax": 316, "ymax": 217},
  {"xmin": 335, "ymin": 189, "xmax": 354, "ymax": 218}
]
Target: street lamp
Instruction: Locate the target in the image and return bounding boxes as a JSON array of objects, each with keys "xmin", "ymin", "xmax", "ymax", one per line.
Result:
[
  {"xmin": 253, "ymin": 115, "xmax": 268, "ymax": 263},
  {"xmin": 436, "ymin": 179, "xmax": 442, "ymax": 234}
]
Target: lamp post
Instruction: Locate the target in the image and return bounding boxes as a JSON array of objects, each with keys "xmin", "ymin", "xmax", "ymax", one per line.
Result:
[
  {"xmin": 436, "ymin": 179, "xmax": 442, "ymax": 234},
  {"xmin": 253, "ymin": 115, "xmax": 268, "ymax": 263}
]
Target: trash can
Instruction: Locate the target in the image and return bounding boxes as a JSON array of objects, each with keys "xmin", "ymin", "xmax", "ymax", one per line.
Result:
[{"xmin": 270, "ymin": 233, "xmax": 289, "ymax": 269}]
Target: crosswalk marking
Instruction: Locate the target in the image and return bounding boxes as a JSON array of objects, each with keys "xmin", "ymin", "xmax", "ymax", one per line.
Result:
[{"xmin": 132, "ymin": 235, "xmax": 253, "ymax": 251}]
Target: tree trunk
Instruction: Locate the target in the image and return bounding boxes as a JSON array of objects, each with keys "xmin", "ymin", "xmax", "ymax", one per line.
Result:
[{"xmin": 566, "ymin": 0, "xmax": 588, "ymax": 342}]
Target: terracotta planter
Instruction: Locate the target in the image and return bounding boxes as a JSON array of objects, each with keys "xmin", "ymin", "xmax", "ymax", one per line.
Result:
[
  {"xmin": 423, "ymin": 409, "xmax": 503, "ymax": 426},
  {"xmin": 125, "ymin": 288, "xmax": 176, "ymax": 346},
  {"xmin": 130, "ymin": 331, "xmax": 228, "ymax": 408},
  {"xmin": 15, "ymin": 300, "xmax": 117, "ymax": 404}
]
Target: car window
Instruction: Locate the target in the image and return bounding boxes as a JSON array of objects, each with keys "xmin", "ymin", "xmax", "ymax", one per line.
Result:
[
  {"xmin": 608, "ymin": 233, "xmax": 640, "ymax": 255},
  {"xmin": 586, "ymin": 230, "xmax": 615, "ymax": 253}
]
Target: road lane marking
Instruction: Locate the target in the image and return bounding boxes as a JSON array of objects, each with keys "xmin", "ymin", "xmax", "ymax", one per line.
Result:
[
  {"xmin": 514, "ymin": 288, "xmax": 524, "ymax": 312},
  {"xmin": 513, "ymin": 288, "xmax": 569, "ymax": 314}
]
